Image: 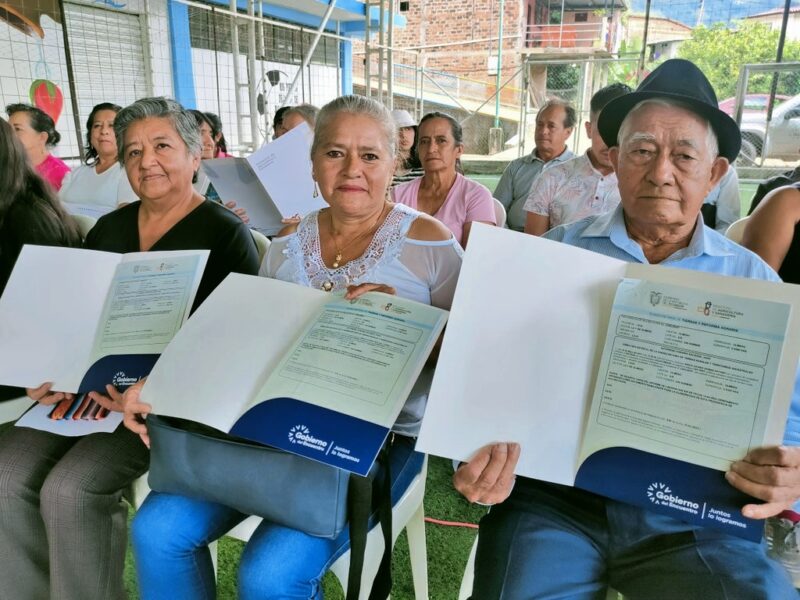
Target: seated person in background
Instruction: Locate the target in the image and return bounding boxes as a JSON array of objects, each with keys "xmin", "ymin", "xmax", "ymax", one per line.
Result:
[
  {"xmin": 204, "ymin": 112, "xmax": 232, "ymax": 157},
  {"xmin": 190, "ymin": 109, "xmax": 248, "ymax": 223},
  {"xmin": 524, "ymin": 83, "xmax": 631, "ymax": 235},
  {"xmin": 272, "ymin": 105, "xmax": 291, "ymax": 139},
  {"xmin": 456, "ymin": 59, "xmax": 800, "ymax": 600},
  {"xmin": 742, "ymin": 183, "xmax": 800, "ymax": 284},
  {"xmin": 0, "ymin": 97, "xmax": 259, "ymax": 600},
  {"xmin": 0, "ymin": 117, "xmax": 81, "ymax": 404},
  {"xmin": 748, "ymin": 164, "xmax": 800, "ymax": 214},
  {"xmin": 6, "ymin": 102, "xmax": 70, "ymax": 191},
  {"xmin": 494, "ymin": 99, "xmax": 575, "ymax": 231},
  {"xmin": 701, "ymin": 167, "xmax": 741, "ymax": 233},
  {"xmin": 391, "ymin": 108, "xmax": 424, "ymax": 186},
  {"xmin": 393, "ymin": 112, "xmax": 496, "ymax": 246},
  {"xmin": 59, "ymin": 102, "xmax": 138, "ymax": 211},
  {"xmin": 281, "ymin": 103, "xmax": 319, "ymax": 132}
]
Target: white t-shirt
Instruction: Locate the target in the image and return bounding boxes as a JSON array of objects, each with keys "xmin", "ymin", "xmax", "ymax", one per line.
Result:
[{"xmin": 59, "ymin": 162, "xmax": 137, "ymax": 209}]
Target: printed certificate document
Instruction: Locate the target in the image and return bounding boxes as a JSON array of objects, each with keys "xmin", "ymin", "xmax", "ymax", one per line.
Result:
[
  {"xmin": 142, "ymin": 274, "xmax": 448, "ymax": 475},
  {"xmin": 417, "ymin": 224, "xmax": 800, "ymax": 540},
  {"xmin": 0, "ymin": 245, "xmax": 208, "ymax": 398},
  {"xmin": 200, "ymin": 123, "xmax": 327, "ymax": 235}
]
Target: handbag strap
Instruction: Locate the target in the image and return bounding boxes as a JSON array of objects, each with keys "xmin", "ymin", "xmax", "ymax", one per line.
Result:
[{"xmin": 346, "ymin": 443, "xmax": 393, "ymax": 600}]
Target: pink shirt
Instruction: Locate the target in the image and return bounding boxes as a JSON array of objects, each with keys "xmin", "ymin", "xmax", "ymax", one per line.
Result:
[
  {"xmin": 392, "ymin": 173, "xmax": 496, "ymax": 245},
  {"xmin": 36, "ymin": 154, "xmax": 71, "ymax": 191}
]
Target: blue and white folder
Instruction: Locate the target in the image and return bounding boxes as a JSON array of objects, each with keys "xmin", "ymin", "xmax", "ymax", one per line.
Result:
[
  {"xmin": 142, "ymin": 274, "xmax": 448, "ymax": 476},
  {"xmin": 0, "ymin": 245, "xmax": 208, "ymax": 395},
  {"xmin": 418, "ymin": 224, "xmax": 800, "ymax": 541}
]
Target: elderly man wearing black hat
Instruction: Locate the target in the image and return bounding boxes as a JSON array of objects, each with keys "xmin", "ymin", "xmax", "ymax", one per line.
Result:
[{"xmin": 454, "ymin": 59, "xmax": 800, "ymax": 598}]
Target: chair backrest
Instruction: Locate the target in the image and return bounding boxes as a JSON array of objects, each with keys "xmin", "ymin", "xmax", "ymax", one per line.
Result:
[
  {"xmin": 251, "ymin": 230, "xmax": 271, "ymax": 264},
  {"xmin": 493, "ymin": 198, "xmax": 507, "ymax": 228},
  {"xmin": 725, "ymin": 216, "xmax": 749, "ymax": 244},
  {"xmin": 72, "ymin": 214, "xmax": 97, "ymax": 239}
]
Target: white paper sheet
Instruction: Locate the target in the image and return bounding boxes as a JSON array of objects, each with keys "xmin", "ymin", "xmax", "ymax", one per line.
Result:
[
  {"xmin": 200, "ymin": 124, "xmax": 327, "ymax": 236},
  {"xmin": 200, "ymin": 159, "xmax": 284, "ymax": 235},
  {"xmin": 416, "ymin": 224, "xmax": 626, "ymax": 485},
  {"xmin": 142, "ymin": 274, "xmax": 330, "ymax": 429},
  {"xmin": 246, "ymin": 123, "xmax": 327, "ymax": 218},
  {"xmin": 0, "ymin": 246, "xmax": 120, "ymax": 391}
]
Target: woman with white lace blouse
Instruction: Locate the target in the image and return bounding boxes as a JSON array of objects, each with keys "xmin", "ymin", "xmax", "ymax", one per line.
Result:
[{"xmin": 129, "ymin": 95, "xmax": 463, "ymax": 599}]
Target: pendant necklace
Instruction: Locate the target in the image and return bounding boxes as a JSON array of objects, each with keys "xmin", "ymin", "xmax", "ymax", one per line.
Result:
[
  {"xmin": 322, "ymin": 204, "xmax": 388, "ymax": 291},
  {"xmin": 329, "ymin": 204, "xmax": 387, "ymax": 268}
]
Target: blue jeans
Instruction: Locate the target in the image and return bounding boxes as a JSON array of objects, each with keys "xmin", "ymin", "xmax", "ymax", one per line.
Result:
[
  {"xmin": 132, "ymin": 436, "xmax": 423, "ymax": 600},
  {"xmin": 473, "ymin": 478, "xmax": 797, "ymax": 600}
]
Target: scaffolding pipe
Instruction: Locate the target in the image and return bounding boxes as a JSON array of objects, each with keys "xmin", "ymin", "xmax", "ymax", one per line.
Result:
[
  {"xmin": 387, "ymin": 0, "xmax": 395, "ymax": 108},
  {"xmin": 230, "ymin": 0, "xmax": 244, "ymax": 148},
  {"xmin": 494, "ymin": 0, "xmax": 504, "ymax": 128},
  {"xmin": 247, "ymin": 0, "xmax": 259, "ymax": 149},
  {"xmin": 378, "ymin": 0, "xmax": 386, "ymax": 102},
  {"xmin": 284, "ymin": 0, "xmax": 338, "ymax": 104},
  {"xmin": 638, "ymin": 0, "xmax": 652, "ymax": 81},
  {"xmin": 258, "ymin": 1, "xmax": 269, "ymax": 140}
]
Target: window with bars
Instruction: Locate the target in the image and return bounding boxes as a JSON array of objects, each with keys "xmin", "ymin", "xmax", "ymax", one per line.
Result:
[{"xmin": 187, "ymin": 6, "xmax": 338, "ymax": 67}]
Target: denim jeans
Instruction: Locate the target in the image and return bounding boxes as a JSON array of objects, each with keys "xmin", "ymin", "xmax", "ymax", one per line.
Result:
[
  {"xmin": 132, "ymin": 436, "xmax": 423, "ymax": 600},
  {"xmin": 472, "ymin": 477, "xmax": 797, "ymax": 600}
]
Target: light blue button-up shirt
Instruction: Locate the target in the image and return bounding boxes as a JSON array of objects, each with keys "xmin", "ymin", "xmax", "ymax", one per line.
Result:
[
  {"xmin": 493, "ymin": 148, "xmax": 574, "ymax": 231},
  {"xmin": 545, "ymin": 205, "xmax": 800, "ymax": 446}
]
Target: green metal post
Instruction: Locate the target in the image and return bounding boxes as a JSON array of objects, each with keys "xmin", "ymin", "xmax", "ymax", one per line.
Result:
[{"xmin": 494, "ymin": 0, "xmax": 505, "ymax": 128}]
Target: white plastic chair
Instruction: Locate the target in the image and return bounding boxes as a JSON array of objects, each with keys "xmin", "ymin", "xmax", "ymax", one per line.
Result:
[
  {"xmin": 725, "ymin": 216, "xmax": 749, "ymax": 244},
  {"xmin": 72, "ymin": 214, "xmax": 97, "ymax": 239},
  {"xmin": 251, "ymin": 230, "xmax": 271, "ymax": 264},
  {"xmin": 131, "ymin": 455, "xmax": 430, "ymax": 599},
  {"xmin": 493, "ymin": 198, "xmax": 507, "ymax": 229},
  {"xmin": 457, "ymin": 535, "xmax": 478, "ymax": 599}
]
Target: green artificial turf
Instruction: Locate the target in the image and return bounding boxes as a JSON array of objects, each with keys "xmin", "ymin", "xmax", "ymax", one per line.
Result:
[{"xmin": 123, "ymin": 456, "xmax": 485, "ymax": 599}]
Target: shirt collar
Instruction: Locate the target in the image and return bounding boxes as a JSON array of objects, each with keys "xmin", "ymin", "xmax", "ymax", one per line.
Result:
[
  {"xmin": 580, "ymin": 205, "xmax": 735, "ymax": 263},
  {"xmin": 525, "ymin": 147, "xmax": 574, "ymax": 164}
]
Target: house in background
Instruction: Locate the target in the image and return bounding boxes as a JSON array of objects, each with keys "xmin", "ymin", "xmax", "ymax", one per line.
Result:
[{"xmin": 744, "ymin": 7, "xmax": 800, "ymax": 40}]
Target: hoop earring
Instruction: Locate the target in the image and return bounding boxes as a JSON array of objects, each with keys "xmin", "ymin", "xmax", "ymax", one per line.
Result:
[{"xmin": 312, "ymin": 181, "xmax": 319, "ymax": 198}]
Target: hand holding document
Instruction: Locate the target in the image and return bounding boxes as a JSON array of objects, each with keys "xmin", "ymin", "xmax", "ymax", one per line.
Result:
[
  {"xmin": 0, "ymin": 245, "xmax": 208, "ymax": 409},
  {"xmin": 417, "ymin": 224, "xmax": 800, "ymax": 540},
  {"xmin": 142, "ymin": 274, "xmax": 448, "ymax": 475},
  {"xmin": 200, "ymin": 123, "xmax": 327, "ymax": 235}
]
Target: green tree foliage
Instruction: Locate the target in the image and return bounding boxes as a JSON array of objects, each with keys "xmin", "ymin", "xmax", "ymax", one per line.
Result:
[{"xmin": 678, "ymin": 22, "xmax": 800, "ymax": 99}]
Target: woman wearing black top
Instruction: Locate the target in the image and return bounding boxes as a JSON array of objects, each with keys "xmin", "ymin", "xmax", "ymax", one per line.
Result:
[
  {"xmin": 0, "ymin": 118, "xmax": 81, "ymax": 403},
  {"xmin": 0, "ymin": 97, "xmax": 259, "ymax": 600},
  {"xmin": 743, "ymin": 183, "xmax": 800, "ymax": 284}
]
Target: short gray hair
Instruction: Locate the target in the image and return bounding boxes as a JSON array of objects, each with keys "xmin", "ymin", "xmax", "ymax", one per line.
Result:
[
  {"xmin": 283, "ymin": 103, "xmax": 320, "ymax": 128},
  {"xmin": 311, "ymin": 95, "xmax": 396, "ymax": 159},
  {"xmin": 114, "ymin": 97, "xmax": 202, "ymax": 163},
  {"xmin": 618, "ymin": 98, "xmax": 719, "ymax": 158}
]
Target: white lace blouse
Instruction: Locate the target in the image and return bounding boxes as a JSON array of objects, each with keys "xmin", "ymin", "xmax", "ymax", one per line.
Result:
[{"xmin": 260, "ymin": 203, "xmax": 463, "ymax": 435}]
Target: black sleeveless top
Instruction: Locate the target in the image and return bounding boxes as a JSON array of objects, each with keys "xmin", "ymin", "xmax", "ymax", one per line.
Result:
[{"xmin": 778, "ymin": 183, "xmax": 800, "ymax": 285}]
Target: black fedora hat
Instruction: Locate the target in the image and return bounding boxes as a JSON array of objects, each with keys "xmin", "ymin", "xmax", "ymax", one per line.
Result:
[{"xmin": 597, "ymin": 59, "xmax": 741, "ymax": 162}]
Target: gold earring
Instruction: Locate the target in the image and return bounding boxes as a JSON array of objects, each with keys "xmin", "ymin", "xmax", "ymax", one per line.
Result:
[{"xmin": 312, "ymin": 181, "xmax": 319, "ymax": 198}]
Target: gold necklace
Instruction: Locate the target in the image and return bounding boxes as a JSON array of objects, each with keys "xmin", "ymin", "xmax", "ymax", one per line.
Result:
[{"xmin": 328, "ymin": 204, "xmax": 387, "ymax": 269}]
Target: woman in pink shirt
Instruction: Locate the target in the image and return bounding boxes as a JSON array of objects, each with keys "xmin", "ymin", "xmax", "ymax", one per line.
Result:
[
  {"xmin": 6, "ymin": 103, "xmax": 70, "ymax": 191},
  {"xmin": 392, "ymin": 111, "xmax": 496, "ymax": 246}
]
